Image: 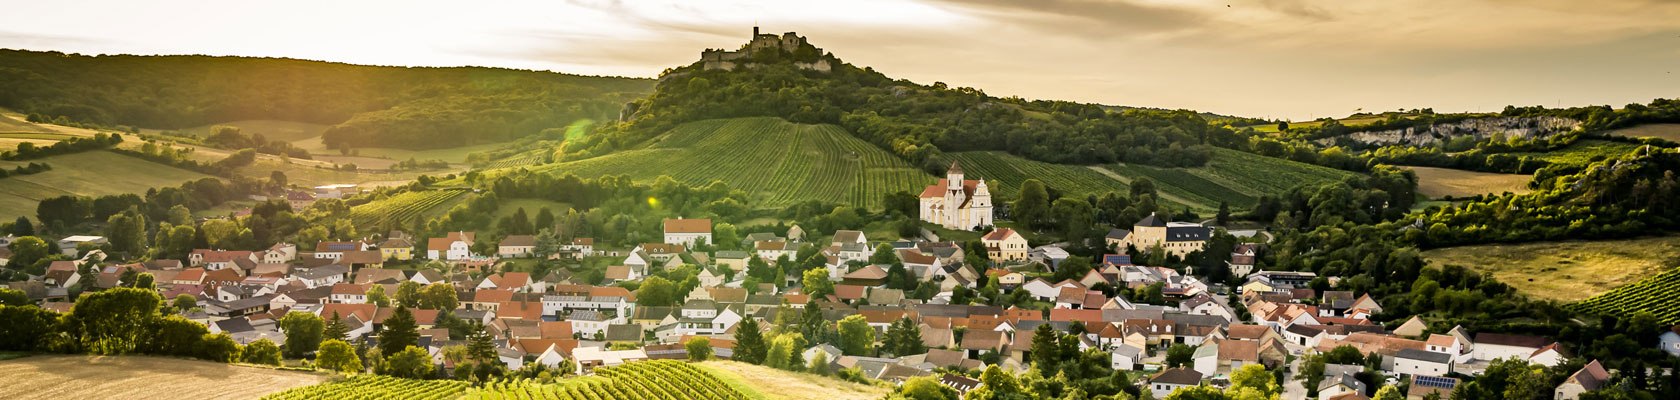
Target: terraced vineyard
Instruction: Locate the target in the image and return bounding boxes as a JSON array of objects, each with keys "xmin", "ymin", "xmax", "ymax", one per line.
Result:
[
  {"xmin": 944, "ymin": 151, "xmax": 1131, "ymax": 202},
  {"xmin": 1568, "ymin": 266, "xmax": 1680, "ymax": 324},
  {"xmin": 464, "ymin": 360, "xmax": 751, "ymax": 400},
  {"xmin": 1106, "ymin": 147, "xmax": 1359, "ymax": 210},
  {"xmin": 262, "ymin": 375, "xmax": 470, "ymax": 400},
  {"xmin": 348, "ymin": 189, "xmax": 469, "ymax": 227},
  {"xmin": 531, "ymin": 117, "xmax": 928, "ymax": 209}
]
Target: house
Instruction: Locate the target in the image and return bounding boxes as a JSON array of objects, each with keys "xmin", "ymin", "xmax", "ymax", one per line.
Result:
[
  {"xmin": 662, "ymin": 218, "xmax": 713, "ymax": 247},
  {"xmin": 1319, "ymin": 363, "xmax": 1368, "ymax": 399},
  {"xmin": 314, "ymin": 241, "xmax": 366, "ymax": 260},
  {"xmin": 960, "ymin": 330, "xmax": 1004, "ymax": 359},
  {"xmin": 558, "ymin": 238, "xmax": 596, "ymax": 259},
  {"xmin": 285, "ymin": 190, "xmax": 316, "ymax": 210},
  {"xmin": 1228, "ymin": 243, "xmax": 1259, "ymax": 278},
  {"xmin": 498, "ymin": 235, "xmax": 536, "ymax": 258},
  {"xmin": 603, "ymin": 266, "xmax": 640, "ymax": 284},
  {"xmin": 329, "ymin": 283, "xmax": 369, "ymax": 304},
  {"xmin": 1113, "ymin": 213, "xmax": 1211, "ymax": 258},
  {"xmin": 842, "ymin": 265, "xmax": 889, "ymax": 287},
  {"xmin": 713, "ymin": 251, "xmax": 750, "ymax": 272},
  {"xmin": 1530, "ymin": 343, "xmax": 1568, "ymax": 367},
  {"xmin": 1393, "ymin": 316, "xmax": 1428, "ymax": 338},
  {"xmin": 1555, "ymin": 360, "xmax": 1609, "ymax": 400},
  {"xmin": 263, "ymin": 243, "xmax": 298, "ymax": 264},
  {"xmin": 57, "ymin": 235, "xmax": 107, "ymax": 255},
  {"xmin": 427, "ymin": 231, "xmax": 475, "ymax": 260},
  {"xmin": 1472, "ymin": 332, "xmax": 1551, "ymax": 361},
  {"xmin": 479, "ymin": 272, "xmax": 536, "ymax": 293},
  {"xmin": 918, "ymin": 162, "xmax": 993, "ymax": 231},
  {"xmin": 981, "ymin": 228, "xmax": 1028, "ymax": 263},
  {"xmin": 294, "ymin": 265, "xmax": 349, "ymax": 288},
  {"xmin": 43, "ymin": 261, "xmax": 81, "ymax": 288},
  {"xmin": 1148, "ymin": 368, "xmax": 1203, "ymax": 395},
  {"xmin": 1394, "ymin": 348, "xmax": 1452, "ymax": 377},
  {"xmin": 1110, "ymin": 343, "xmax": 1144, "ymax": 371}
]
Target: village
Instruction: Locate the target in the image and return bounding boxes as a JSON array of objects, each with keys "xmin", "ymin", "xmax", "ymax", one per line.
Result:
[{"xmin": 0, "ymin": 164, "xmax": 1618, "ymax": 400}]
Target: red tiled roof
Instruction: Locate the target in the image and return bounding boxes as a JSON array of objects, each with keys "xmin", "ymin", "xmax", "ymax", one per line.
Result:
[{"xmin": 662, "ymin": 218, "xmax": 712, "ymax": 234}]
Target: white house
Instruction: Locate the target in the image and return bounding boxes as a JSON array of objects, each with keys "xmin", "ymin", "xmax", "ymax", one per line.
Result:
[
  {"xmin": 1471, "ymin": 333, "xmax": 1551, "ymax": 362},
  {"xmin": 1394, "ymin": 349, "xmax": 1452, "ymax": 377},
  {"xmin": 1555, "ymin": 360, "xmax": 1609, "ymax": 400},
  {"xmin": 1148, "ymin": 368, "xmax": 1203, "ymax": 395},
  {"xmin": 662, "ymin": 218, "xmax": 713, "ymax": 247},
  {"xmin": 427, "ymin": 231, "xmax": 475, "ymax": 261},
  {"xmin": 1660, "ymin": 327, "xmax": 1680, "ymax": 357},
  {"xmin": 1109, "ymin": 344, "xmax": 1144, "ymax": 371}
]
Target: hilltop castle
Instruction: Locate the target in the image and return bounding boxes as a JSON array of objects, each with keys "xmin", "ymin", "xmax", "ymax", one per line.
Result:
[{"xmin": 698, "ymin": 27, "xmax": 833, "ymax": 72}]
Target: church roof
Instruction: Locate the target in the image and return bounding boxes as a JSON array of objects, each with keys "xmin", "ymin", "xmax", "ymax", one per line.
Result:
[
  {"xmin": 920, "ymin": 179, "xmax": 981, "ymax": 200},
  {"xmin": 948, "ymin": 161, "xmax": 963, "ymax": 175}
]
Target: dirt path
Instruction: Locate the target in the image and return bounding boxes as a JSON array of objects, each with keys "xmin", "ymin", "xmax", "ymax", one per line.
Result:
[
  {"xmin": 0, "ymin": 355, "xmax": 327, "ymax": 400},
  {"xmin": 1085, "ymin": 165, "xmax": 1210, "ymax": 209}
]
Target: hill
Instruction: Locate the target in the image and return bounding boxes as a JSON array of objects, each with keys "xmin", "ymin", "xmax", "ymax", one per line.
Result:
[
  {"xmin": 1422, "ymin": 236, "xmax": 1680, "ymax": 302},
  {"xmin": 0, "ymin": 49, "xmax": 653, "ymax": 150},
  {"xmin": 531, "ymin": 117, "xmax": 928, "ymax": 209},
  {"xmin": 0, "ymin": 355, "xmax": 325, "ymax": 399},
  {"xmin": 1607, "ymin": 123, "xmax": 1680, "ymax": 142},
  {"xmin": 1103, "ymin": 147, "xmax": 1361, "ymax": 211},
  {"xmin": 0, "ymin": 150, "xmax": 215, "ymax": 221}
]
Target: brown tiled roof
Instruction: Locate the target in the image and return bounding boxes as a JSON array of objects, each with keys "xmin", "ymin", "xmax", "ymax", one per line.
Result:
[
  {"xmin": 835, "ymin": 284, "xmax": 867, "ymax": 300},
  {"xmin": 500, "ymin": 235, "xmax": 537, "ymax": 247},
  {"xmin": 662, "ymin": 218, "xmax": 712, "ymax": 234}
]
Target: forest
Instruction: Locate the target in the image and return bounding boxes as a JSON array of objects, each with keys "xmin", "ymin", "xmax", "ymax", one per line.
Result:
[{"xmin": 0, "ymin": 49, "xmax": 653, "ymax": 149}]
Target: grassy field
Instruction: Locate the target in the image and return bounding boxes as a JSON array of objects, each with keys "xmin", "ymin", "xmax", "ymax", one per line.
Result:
[
  {"xmin": 0, "ymin": 151, "xmax": 215, "ymax": 221},
  {"xmin": 0, "ymin": 112, "xmax": 54, "ymax": 134},
  {"xmin": 1605, "ymin": 123, "xmax": 1680, "ymax": 142},
  {"xmin": 1422, "ymin": 236, "xmax": 1680, "ymax": 302},
  {"xmin": 0, "ymin": 355, "xmax": 326, "ymax": 399},
  {"xmin": 181, "ymin": 120, "xmax": 330, "ymax": 142},
  {"xmin": 697, "ymin": 361, "xmax": 888, "ymax": 400},
  {"xmin": 1104, "ymin": 147, "xmax": 1360, "ymax": 211},
  {"xmin": 1512, "ymin": 139, "xmax": 1642, "ymax": 167},
  {"xmin": 1406, "ymin": 166, "xmax": 1533, "ymax": 199},
  {"xmin": 529, "ymin": 117, "xmax": 929, "ymax": 210}
]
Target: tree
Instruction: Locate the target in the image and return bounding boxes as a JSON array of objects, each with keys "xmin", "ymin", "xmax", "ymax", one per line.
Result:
[
  {"xmin": 799, "ymin": 299, "xmax": 828, "ymax": 345},
  {"xmin": 418, "ymin": 283, "xmax": 459, "ymax": 311},
  {"xmin": 1051, "ymin": 197, "xmax": 1095, "ymax": 238},
  {"xmin": 892, "ymin": 375, "xmax": 960, "ymax": 400},
  {"xmin": 243, "ymin": 339, "xmax": 282, "ymax": 365},
  {"xmin": 395, "ymin": 280, "xmax": 421, "ymax": 308},
  {"xmin": 733, "ymin": 317, "xmax": 767, "ymax": 364},
  {"xmin": 63, "ymin": 287, "xmax": 162, "ymax": 354},
  {"xmin": 1226, "ymin": 364, "xmax": 1279, "ymax": 397},
  {"xmin": 837, "ymin": 314, "xmax": 875, "ymax": 356},
  {"xmin": 377, "ymin": 306, "xmax": 420, "ymax": 356},
  {"xmin": 1029, "ymin": 323, "xmax": 1060, "ymax": 369},
  {"xmin": 201, "ymin": 219, "xmax": 250, "ymax": 249},
  {"xmin": 0, "ymin": 305, "xmax": 60, "ymax": 351},
  {"xmin": 171, "ymin": 294, "xmax": 197, "ymax": 313},
  {"xmin": 883, "ymin": 318, "xmax": 925, "ymax": 357},
  {"xmin": 636, "ymin": 276, "xmax": 679, "ymax": 307},
  {"xmin": 765, "ymin": 333, "xmax": 806, "ymax": 371},
  {"xmin": 6, "ymin": 236, "xmax": 50, "ymax": 268},
  {"xmin": 808, "ymin": 350, "xmax": 831, "ymax": 376},
  {"xmin": 534, "ymin": 207, "xmax": 555, "ymax": 232},
  {"xmin": 133, "ymin": 273, "xmax": 155, "ymax": 290},
  {"xmin": 323, "ymin": 311, "xmax": 349, "ymax": 342},
  {"xmin": 104, "ymin": 209, "xmax": 148, "ymax": 256},
  {"xmin": 467, "ymin": 323, "xmax": 497, "ymax": 362},
  {"xmin": 802, "ymin": 268, "xmax": 834, "ymax": 297},
  {"xmin": 365, "ymin": 284, "xmax": 390, "ymax": 307},
  {"xmin": 686, "ymin": 336, "xmax": 713, "ymax": 361},
  {"xmin": 315, "ymin": 339, "xmax": 362, "ymax": 373},
  {"xmin": 278, "ymin": 311, "xmax": 325, "ymax": 358},
  {"xmin": 9, "ymin": 216, "xmax": 33, "ymax": 236},
  {"xmin": 1013, "ymin": 179, "xmax": 1050, "ymax": 227},
  {"xmin": 1374, "ymin": 385, "xmax": 1405, "ymax": 400},
  {"xmin": 198, "ymin": 333, "xmax": 242, "ymax": 362},
  {"xmin": 145, "ymin": 315, "xmax": 209, "ymax": 357},
  {"xmin": 0, "ymin": 287, "xmax": 30, "ymax": 306},
  {"xmin": 1165, "ymin": 344, "xmax": 1194, "ymax": 368},
  {"xmin": 1216, "ymin": 202, "xmax": 1232, "ymax": 226},
  {"xmin": 870, "ymin": 244, "xmax": 898, "ymax": 265},
  {"xmin": 381, "ymin": 346, "xmax": 434, "ymax": 379}
]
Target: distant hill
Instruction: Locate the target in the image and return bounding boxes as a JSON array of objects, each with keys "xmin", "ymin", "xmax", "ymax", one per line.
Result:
[
  {"xmin": 564, "ymin": 31, "xmax": 1238, "ymax": 172},
  {"xmin": 0, "ymin": 49, "xmax": 654, "ymax": 150}
]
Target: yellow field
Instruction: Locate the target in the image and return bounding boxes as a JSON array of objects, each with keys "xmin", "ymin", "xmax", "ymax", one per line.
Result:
[
  {"xmin": 1406, "ymin": 166, "xmax": 1533, "ymax": 199},
  {"xmin": 1606, "ymin": 123, "xmax": 1680, "ymax": 142},
  {"xmin": 181, "ymin": 120, "xmax": 330, "ymax": 142},
  {"xmin": 0, "ymin": 355, "xmax": 326, "ymax": 399},
  {"xmin": 1422, "ymin": 236, "xmax": 1680, "ymax": 302},
  {"xmin": 696, "ymin": 361, "xmax": 889, "ymax": 400}
]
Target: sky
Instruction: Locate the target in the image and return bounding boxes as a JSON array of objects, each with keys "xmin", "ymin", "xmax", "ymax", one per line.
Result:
[{"xmin": 2, "ymin": 0, "xmax": 1677, "ymax": 120}]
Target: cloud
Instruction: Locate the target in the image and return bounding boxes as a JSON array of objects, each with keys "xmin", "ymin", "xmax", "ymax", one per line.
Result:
[{"xmin": 922, "ymin": 0, "xmax": 1205, "ymax": 38}]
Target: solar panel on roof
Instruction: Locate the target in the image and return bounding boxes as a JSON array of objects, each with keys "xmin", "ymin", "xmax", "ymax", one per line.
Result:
[{"xmin": 1413, "ymin": 376, "xmax": 1456, "ymax": 389}]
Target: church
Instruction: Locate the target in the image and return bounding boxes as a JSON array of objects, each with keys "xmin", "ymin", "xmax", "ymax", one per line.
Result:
[{"xmin": 919, "ymin": 162, "xmax": 994, "ymax": 231}]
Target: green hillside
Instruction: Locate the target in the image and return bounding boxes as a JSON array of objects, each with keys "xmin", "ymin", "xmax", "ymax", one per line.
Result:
[
  {"xmin": 944, "ymin": 151, "xmax": 1132, "ymax": 202},
  {"xmin": 532, "ymin": 117, "xmax": 929, "ymax": 209},
  {"xmin": 1105, "ymin": 147, "xmax": 1360, "ymax": 210},
  {"xmin": 0, "ymin": 150, "xmax": 215, "ymax": 221}
]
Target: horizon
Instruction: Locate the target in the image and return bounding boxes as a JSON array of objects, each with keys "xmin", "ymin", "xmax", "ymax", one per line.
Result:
[{"xmin": 2, "ymin": 0, "xmax": 1677, "ymax": 120}]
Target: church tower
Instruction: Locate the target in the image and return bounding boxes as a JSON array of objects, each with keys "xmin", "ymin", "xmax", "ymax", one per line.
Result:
[{"xmin": 971, "ymin": 179, "xmax": 993, "ymax": 228}]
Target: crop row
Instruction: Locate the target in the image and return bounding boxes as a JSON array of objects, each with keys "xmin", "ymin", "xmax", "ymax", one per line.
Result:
[
  {"xmin": 1568, "ymin": 267, "xmax": 1680, "ymax": 324},
  {"xmin": 464, "ymin": 361, "xmax": 749, "ymax": 400},
  {"xmin": 262, "ymin": 375, "xmax": 471, "ymax": 400},
  {"xmin": 348, "ymin": 189, "xmax": 467, "ymax": 228}
]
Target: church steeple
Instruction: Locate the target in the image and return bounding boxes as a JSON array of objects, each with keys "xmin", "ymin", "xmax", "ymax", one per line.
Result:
[{"xmin": 946, "ymin": 161, "xmax": 964, "ymax": 190}]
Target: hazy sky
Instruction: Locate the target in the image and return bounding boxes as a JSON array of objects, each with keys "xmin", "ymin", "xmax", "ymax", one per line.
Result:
[{"xmin": 2, "ymin": 0, "xmax": 1677, "ymax": 120}]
